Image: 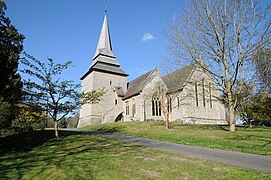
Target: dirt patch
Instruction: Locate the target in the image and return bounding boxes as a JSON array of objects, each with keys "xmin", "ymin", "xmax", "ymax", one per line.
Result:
[
  {"xmin": 212, "ymin": 167, "xmax": 222, "ymax": 172},
  {"xmin": 143, "ymin": 170, "xmax": 160, "ymax": 177},
  {"xmin": 134, "ymin": 155, "xmax": 145, "ymax": 159},
  {"xmin": 170, "ymin": 156, "xmax": 191, "ymax": 162},
  {"xmin": 143, "ymin": 157, "xmax": 156, "ymax": 161}
]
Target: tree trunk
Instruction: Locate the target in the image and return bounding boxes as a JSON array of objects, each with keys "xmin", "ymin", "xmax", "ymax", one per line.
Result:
[
  {"xmin": 228, "ymin": 91, "xmax": 236, "ymax": 132},
  {"xmin": 54, "ymin": 121, "xmax": 59, "ymax": 139},
  {"xmin": 165, "ymin": 113, "xmax": 169, "ymax": 129},
  {"xmin": 229, "ymin": 105, "xmax": 235, "ymax": 131}
]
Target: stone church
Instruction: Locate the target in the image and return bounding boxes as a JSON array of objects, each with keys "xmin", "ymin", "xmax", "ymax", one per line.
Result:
[{"xmin": 78, "ymin": 14, "xmax": 226, "ymax": 128}]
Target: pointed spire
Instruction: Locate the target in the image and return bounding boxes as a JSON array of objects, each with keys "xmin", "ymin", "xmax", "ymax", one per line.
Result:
[{"xmin": 93, "ymin": 13, "xmax": 115, "ymax": 59}]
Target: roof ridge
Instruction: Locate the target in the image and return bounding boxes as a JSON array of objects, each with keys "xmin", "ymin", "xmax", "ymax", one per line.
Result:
[
  {"xmin": 162, "ymin": 64, "xmax": 195, "ymax": 92},
  {"xmin": 124, "ymin": 69, "xmax": 154, "ymax": 100},
  {"xmin": 128, "ymin": 69, "xmax": 153, "ymax": 84},
  {"xmin": 163, "ymin": 64, "xmax": 194, "ymax": 78}
]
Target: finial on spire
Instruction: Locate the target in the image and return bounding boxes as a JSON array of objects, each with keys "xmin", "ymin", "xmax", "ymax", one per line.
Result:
[{"xmin": 105, "ymin": 6, "xmax": 108, "ymax": 15}]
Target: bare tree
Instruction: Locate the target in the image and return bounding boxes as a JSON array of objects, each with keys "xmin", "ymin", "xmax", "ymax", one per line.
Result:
[
  {"xmin": 144, "ymin": 80, "xmax": 184, "ymax": 129},
  {"xmin": 154, "ymin": 84, "xmax": 171, "ymax": 129},
  {"xmin": 148, "ymin": 83, "xmax": 170, "ymax": 129},
  {"xmin": 166, "ymin": 0, "xmax": 271, "ymax": 131}
]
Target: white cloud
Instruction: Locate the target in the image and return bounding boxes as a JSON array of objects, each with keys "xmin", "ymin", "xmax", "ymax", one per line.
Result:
[{"xmin": 142, "ymin": 33, "xmax": 155, "ymax": 41}]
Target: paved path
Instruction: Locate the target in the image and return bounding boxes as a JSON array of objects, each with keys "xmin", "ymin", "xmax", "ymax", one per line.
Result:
[{"xmin": 64, "ymin": 128, "xmax": 271, "ymax": 173}]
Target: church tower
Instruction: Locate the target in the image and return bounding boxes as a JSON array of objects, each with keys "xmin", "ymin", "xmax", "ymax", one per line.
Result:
[{"xmin": 78, "ymin": 13, "xmax": 128, "ymax": 127}]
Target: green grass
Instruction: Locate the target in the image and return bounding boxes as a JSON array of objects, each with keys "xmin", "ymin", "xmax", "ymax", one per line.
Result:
[
  {"xmin": 1, "ymin": 130, "xmax": 270, "ymax": 179},
  {"xmin": 82, "ymin": 121, "xmax": 271, "ymax": 155}
]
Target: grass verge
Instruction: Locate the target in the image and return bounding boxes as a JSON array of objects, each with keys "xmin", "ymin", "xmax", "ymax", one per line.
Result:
[
  {"xmin": 82, "ymin": 121, "xmax": 271, "ymax": 155},
  {"xmin": 0, "ymin": 130, "xmax": 270, "ymax": 179}
]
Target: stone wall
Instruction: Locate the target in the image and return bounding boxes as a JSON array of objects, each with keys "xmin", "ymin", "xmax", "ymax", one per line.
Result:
[
  {"xmin": 78, "ymin": 70, "xmax": 127, "ymax": 127},
  {"xmin": 79, "ymin": 66, "xmax": 227, "ymax": 127},
  {"xmin": 169, "ymin": 67, "xmax": 227, "ymax": 124}
]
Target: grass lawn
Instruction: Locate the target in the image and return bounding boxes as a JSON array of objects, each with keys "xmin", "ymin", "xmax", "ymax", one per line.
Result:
[
  {"xmin": 1, "ymin": 130, "xmax": 270, "ymax": 179},
  {"xmin": 82, "ymin": 121, "xmax": 271, "ymax": 155}
]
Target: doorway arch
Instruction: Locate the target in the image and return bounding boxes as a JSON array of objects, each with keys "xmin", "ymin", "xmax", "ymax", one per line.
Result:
[{"xmin": 115, "ymin": 112, "xmax": 123, "ymax": 122}]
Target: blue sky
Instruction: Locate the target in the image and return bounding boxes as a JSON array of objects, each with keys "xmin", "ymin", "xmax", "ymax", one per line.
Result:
[{"xmin": 6, "ymin": 0, "xmax": 184, "ymax": 84}]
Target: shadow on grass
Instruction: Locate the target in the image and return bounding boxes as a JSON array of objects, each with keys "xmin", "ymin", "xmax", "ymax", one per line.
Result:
[
  {"xmin": 0, "ymin": 130, "xmax": 79, "ymax": 155},
  {"xmin": 0, "ymin": 129, "xmax": 139, "ymax": 179}
]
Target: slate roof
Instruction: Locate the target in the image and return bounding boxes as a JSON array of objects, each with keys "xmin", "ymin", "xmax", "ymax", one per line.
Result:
[
  {"xmin": 123, "ymin": 65, "xmax": 195, "ymax": 99},
  {"xmin": 123, "ymin": 70, "xmax": 153, "ymax": 100},
  {"xmin": 92, "ymin": 62, "xmax": 127, "ymax": 75},
  {"xmin": 80, "ymin": 62, "xmax": 128, "ymax": 80},
  {"xmin": 93, "ymin": 14, "xmax": 115, "ymax": 59},
  {"xmin": 162, "ymin": 65, "xmax": 195, "ymax": 92}
]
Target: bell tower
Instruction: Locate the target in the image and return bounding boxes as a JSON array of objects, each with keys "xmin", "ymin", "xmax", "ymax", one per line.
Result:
[{"xmin": 78, "ymin": 12, "xmax": 128, "ymax": 127}]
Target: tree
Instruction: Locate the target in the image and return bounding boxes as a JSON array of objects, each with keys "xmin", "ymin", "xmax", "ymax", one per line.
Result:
[
  {"xmin": 253, "ymin": 48, "xmax": 271, "ymax": 93},
  {"xmin": 154, "ymin": 84, "xmax": 171, "ymax": 129},
  {"xmin": 250, "ymin": 92, "xmax": 271, "ymax": 126},
  {"xmin": 166, "ymin": 0, "xmax": 271, "ymax": 131},
  {"xmin": 144, "ymin": 80, "xmax": 181, "ymax": 129},
  {"xmin": 0, "ymin": 1, "xmax": 24, "ymax": 128},
  {"xmin": 12, "ymin": 104, "xmax": 45, "ymax": 132},
  {"xmin": 21, "ymin": 53, "xmax": 105, "ymax": 138},
  {"xmin": 67, "ymin": 112, "xmax": 79, "ymax": 128},
  {"xmin": 237, "ymin": 91, "xmax": 271, "ymax": 126},
  {"xmin": 235, "ymin": 82, "xmax": 254, "ymax": 127}
]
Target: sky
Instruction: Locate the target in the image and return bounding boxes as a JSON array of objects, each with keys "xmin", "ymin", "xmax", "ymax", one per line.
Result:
[{"xmin": 5, "ymin": 0, "xmax": 185, "ymax": 84}]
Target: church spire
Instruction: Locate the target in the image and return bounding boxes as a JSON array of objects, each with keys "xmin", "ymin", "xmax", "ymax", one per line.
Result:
[
  {"xmin": 81, "ymin": 10, "xmax": 128, "ymax": 80},
  {"xmin": 93, "ymin": 12, "xmax": 115, "ymax": 60}
]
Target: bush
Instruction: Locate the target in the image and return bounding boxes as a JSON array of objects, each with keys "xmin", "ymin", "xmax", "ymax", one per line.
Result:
[{"xmin": 12, "ymin": 104, "xmax": 45, "ymax": 132}]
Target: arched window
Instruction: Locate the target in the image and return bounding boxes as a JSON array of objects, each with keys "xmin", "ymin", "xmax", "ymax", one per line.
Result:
[
  {"xmin": 177, "ymin": 97, "xmax": 180, "ymax": 108},
  {"xmin": 132, "ymin": 104, "xmax": 136, "ymax": 117},
  {"xmin": 195, "ymin": 82, "xmax": 199, "ymax": 106},
  {"xmin": 202, "ymin": 79, "xmax": 206, "ymax": 107},
  {"xmin": 209, "ymin": 83, "xmax": 212, "ymax": 108},
  {"xmin": 126, "ymin": 105, "xmax": 129, "ymax": 115},
  {"xmin": 152, "ymin": 96, "xmax": 161, "ymax": 116},
  {"xmin": 168, "ymin": 97, "xmax": 172, "ymax": 112}
]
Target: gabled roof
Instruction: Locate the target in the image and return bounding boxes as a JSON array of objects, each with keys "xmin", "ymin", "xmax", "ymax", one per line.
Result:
[
  {"xmin": 162, "ymin": 64, "xmax": 195, "ymax": 92},
  {"xmin": 123, "ymin": 65, "xmax": 195, "ymax": 99},
  {"xmin": 123, "ymin": 69, "xmax": 155, "ymax": 100}
]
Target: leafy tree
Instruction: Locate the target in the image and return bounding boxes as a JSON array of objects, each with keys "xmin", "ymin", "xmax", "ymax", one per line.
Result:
[
  {"xmin": 253, "ymin": 48, "xmax": 271, "ymax": 93},
  {"xmin": 251, "ymin": 93, "xmax": 271, "ymax": 126},
  {"xmin": 235, "ymin": 82, "xmax": 254, "ymax": 127},
  {"xmin": 21, "ymin": 53, "xmax": 105, "ymax": 138},
  {"xmin": 166, "ymin": 0, "xmax": 271, "ymax": 131},
  {"xmin": 238, "ymin": 91, "xmax": 271, "ymax": 127},
  {"xmin": 0, "ymin": 1, "xmax": 24, "ymax": 128},
  {"xmin": 12, "ymin": 104, "xmax": 45, "ymax": 132}
]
